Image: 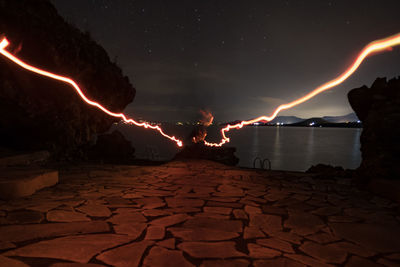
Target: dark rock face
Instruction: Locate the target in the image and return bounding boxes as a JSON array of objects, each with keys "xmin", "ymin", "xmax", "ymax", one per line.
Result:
[
  {"xmin": 0, "ymin": 0, "xmax": 135, "ymax": 158},
  {"xmin": 175, "ymin": 143, "xmax": 239, "ymax": 166},
  {"xmin": 306, "ymin": 164, "xmax": 344, "ymax": 173},
  {"xmin": 87, "ymin": 130, "xmax": 135, "ymax": 164},
  {"xmin": 348, "ymin": 77, "xmax": 400, "ymax": 179},
  {"xmin": 306, "ymin": 164, "xmax": 354, "ymax": 179}
]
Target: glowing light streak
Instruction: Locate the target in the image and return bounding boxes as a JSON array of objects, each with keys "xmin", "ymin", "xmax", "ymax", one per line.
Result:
[
  {"xmin": 204, "ymin": 33, "xmax": 400, "ymax": 147},
  {"xmin": 0, "ymin": 37, "xmax": 183, "ymax": 147},
  {"xmin": 1, "ymin": 33, "xmax": 400, "ymax": 149}
]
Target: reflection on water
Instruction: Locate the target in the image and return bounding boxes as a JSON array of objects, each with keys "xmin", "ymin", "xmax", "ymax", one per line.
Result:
[{"xmin": 115, "ymin": 124, "xmax": 362, "ymax": 172}]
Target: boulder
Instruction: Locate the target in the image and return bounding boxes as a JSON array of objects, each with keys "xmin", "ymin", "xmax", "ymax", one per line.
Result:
[
  {"xmin": 87, "ymin": 130, "xmax": 135, "ymax": 164},
  {"xmin": 306, "ymin": 164, "xmax": 353, "ymax": 179},
  {"xmin": 175, "ymin": 143, "xmax": 239, "ymax": 166},
  {"xmin": 348, "ymin": 77, "xmax": 400, "ymax": 179}
]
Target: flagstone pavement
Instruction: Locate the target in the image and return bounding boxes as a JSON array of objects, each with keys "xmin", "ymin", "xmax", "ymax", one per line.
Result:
[{"xmin": 0, "ymin": 160, "xmax": 399, "ymax": 267}]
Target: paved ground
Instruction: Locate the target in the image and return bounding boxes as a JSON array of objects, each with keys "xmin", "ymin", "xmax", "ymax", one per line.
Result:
[{"xmin": 0, "ymin": 160, "xmax": 400, "ymax": 267}]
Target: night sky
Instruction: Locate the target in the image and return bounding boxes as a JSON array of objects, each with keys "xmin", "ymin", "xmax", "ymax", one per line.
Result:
[{"xmin": 51, "ymin": 0, "xmax": 400, "ymax": 122}]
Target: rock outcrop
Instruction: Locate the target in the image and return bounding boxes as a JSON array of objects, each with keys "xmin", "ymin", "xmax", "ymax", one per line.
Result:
[
  {"xmin": 348, "ymin": 77, "xmax": 400, "ymax": 179},
  {"xmin": 87, "ymin": 130, "xmax": 135, "ymax": 164},
  {"xmin": 306, "ymin": 164, "xmax": 354, "ymax": 179},
  {"xmin": 0, "ymin": 0, "xmax": 135, "ymax": 158},
  {"xmin": 175, "ymin": 143, "xmax": 239, "ymax": 166}
]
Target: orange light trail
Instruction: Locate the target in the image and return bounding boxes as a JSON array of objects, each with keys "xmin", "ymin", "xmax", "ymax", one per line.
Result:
[
  {"xmin": 1, "ymin": 33, "xmax": 400, "ymax": 149},
  {"xmin": 0, "ymin": 37, "xmax": 183, "ymax": 147},
  {"xmin": 204, "ymin": 33, "xmax": 400, "ymax": 147}
]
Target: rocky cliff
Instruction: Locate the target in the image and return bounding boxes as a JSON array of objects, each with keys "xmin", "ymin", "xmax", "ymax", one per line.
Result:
[
  {"xmin": 348, "ymin": 77, "xmax": 400, "ymax": 179},
  {"xmin": 0, "ymin": 0, "xmax": 135, "ymax": 158}
]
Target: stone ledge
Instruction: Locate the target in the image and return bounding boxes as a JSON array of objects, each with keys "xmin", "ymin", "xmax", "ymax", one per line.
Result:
[
  {"xmin": 0, "ymin": 169, "xmax": 58, "ymax": 199},
  {"xmin": 0, "ymin": 151, "xmax": 50, "ymax": 167}
]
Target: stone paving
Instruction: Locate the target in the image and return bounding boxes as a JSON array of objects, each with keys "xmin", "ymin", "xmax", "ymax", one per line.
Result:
[{"xmin": 0, "ymin": 160, "xmax": 400, "ymax": 267}]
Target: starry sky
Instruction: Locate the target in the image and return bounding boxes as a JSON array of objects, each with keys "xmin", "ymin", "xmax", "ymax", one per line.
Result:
[{"xmin": 51, "ymin": 0, "xmax": 400, "ymax": 122}]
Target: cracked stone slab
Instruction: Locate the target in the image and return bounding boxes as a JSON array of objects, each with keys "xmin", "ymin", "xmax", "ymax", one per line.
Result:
[
  {"xmin": 4, "ymin": 234, "xmax": 132, "ymax": 263},
  {"xmin": 150, "ymin": 214, "xmax": 190, "ymax": 227},
  {"xmin": 244, "ymin": 205, "xmax": 262, "ymax": 214},
  {"xmin": 324, "ymin": 241, "xmax": 377, "ymax": 258},
  {"xmin": 247, "ymin": 243, "xmax": 282, "ymax": 258},
  {"xmin": 76, "ymin": 204, "xmax": 111, "ymax": 217},
  {"xmin": 96, "ymin": 240, "xmax": 154, "ymax": 267},
  {"xmin": 183, "ymin": 217, "xmax": 243, "ymax": 233},
  {"xmin": 166, "ymin": 198, "xmax": 204, "ymax": 207},
  {"xmin": 385, "ymin": 253, "xmax": 400, "ymax": 261},
  {"xmin": 201, "ymin": 259, "xmax": 250, "ymax": 267},
  {"xmin": 311, "ymin": 207, "xmax": 341, "ymax": 216},
  {"xmin": 284, "ymin": 254, "xmax": 334, "ymax": 267},
  {"xmin": 178, "ymin": 241, "xmax": 247, "ymax": 258},
  {"xmin": 0, "ymin": 221, "xmax": 110, "ymax": 242},
  {"xmin": 50, "ymin": 263, "xmax": 106, "ymax": 267},
  {"xmin": 345, "ymin": 256, "xmax": 382, "ymax": 267},
  {"xmin": 261, "ymin": 206, "xmax": 287, "ymax": 216},
  {"xmin": 233, "ymin": 209, "xmax": 248, "ymax": 220},
  {"xmin": 256, "ymin": 238, "xmax": 294, "ymax": 253},
  {"xmin": 143, "ymin": 246, "xmax": 194, "ymax": 267},
  {"xmin": 330, "ymin": 222, "xmax": 400, "ymax": 253},
  {"xmin": 249, "ymin": 214, "xmax": 282, "ymax": 234},
  {"xmin": 305, "ymin": 232, "xmax": 341, "ymax": 244},
  {"xmin": 0, "ymin": 255, "xmax": 29, "ymax": 267},
  {"xmin": 206, "ymin": 201, "xmax": 243, "ymax": 208},
  {"xmin": 253, "ymin": 258, "xmax": 305, "ymax": 267},
  {"xmin": 47, "ymin": 210, "xmax": 90, "ymax": 222},
  {"xmin": 169, "ymin": 227, "xmax": 239, "ymax": 241},
  {"xmin": 142, "ymin": 209, "xmax": 172, "ymax": 217},
  {"xmin": 108, "ymin": 209, "xmax": 147, "ymax": 224},
  {"xmin": 2, "ymin": 210, "xmax": 44, "ymax": 224},
  {"xmin": 1, "ymin": 160, "xmax": 399, "ymax": 266},
  {"xmin": 203, "ymin": 206, "xmax": 232, "ymax": 215},
  {"xmin": 376, "ymin": 258, "xmax": 400, "ymax": 267},
  {"xmin": 145, "ymin": 225, "xmax": 165, "ymax": 240},
  {"xmin": 0, "ymin": 241, "xmax": 16, "ymax": 250},
  {"xmin": 299, "ymin": 241, "xmax": 347, "ymax": 264},
  {"xmin": 243, "ymin": 226, "xmax": 265, "ymax": 239},
  {"xmin": 194, "ymin": 212, "xmax": 230, "ymax": 220},
  {"xmin": 113, "ymin": 223, "xmax": 147, "ymax": 238},
  {"xmin": 156, "ymin": 238, "xmax": 176, "ymax": 249},
  {"xmin": 284, "ymin": 211, "xmax": 325, "ymax": 236}
]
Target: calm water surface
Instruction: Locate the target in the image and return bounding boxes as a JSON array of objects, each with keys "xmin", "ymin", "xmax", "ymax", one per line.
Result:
[{"xmin": 114, "ymin": 124, "xmax": 362, "ymax": 172}]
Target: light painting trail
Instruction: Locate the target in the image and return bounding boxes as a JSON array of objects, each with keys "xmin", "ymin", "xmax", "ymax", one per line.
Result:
[
  {"xmin": 1, "ymin": 33, "xmax": 400, "ymax": 149},
  {"xmin": 0, "ymin": 37, "xmax": 183, "ymax": 147},
  {"xmin": 204, "ymin": 33, "xmax": 400, "ymax": 147}
]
